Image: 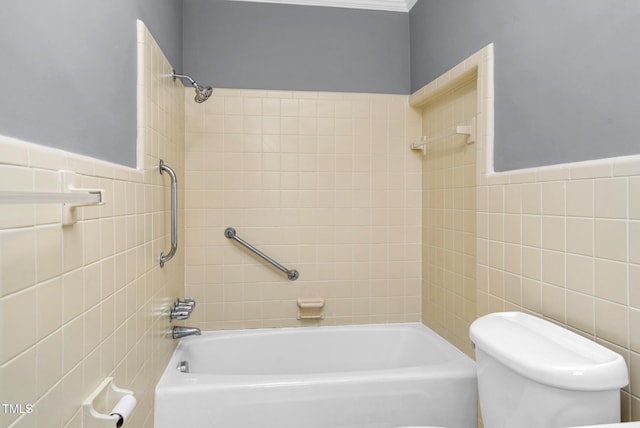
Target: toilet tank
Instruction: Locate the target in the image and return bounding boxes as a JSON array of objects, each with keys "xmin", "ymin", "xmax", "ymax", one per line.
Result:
[{"xmin": 470, "ymin": 312, "xmax": 628, "ymax": 428}]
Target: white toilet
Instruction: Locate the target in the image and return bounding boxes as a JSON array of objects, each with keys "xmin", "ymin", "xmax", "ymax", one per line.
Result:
[{"xmin": 398, "ymin": 311, "xmax": 629, "ymax": 428}]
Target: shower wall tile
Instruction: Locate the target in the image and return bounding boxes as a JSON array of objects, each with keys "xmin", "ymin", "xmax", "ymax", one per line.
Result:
[
  {"xmin": 418, "ymin": 77, "xmax": 477, "ymax": 357},
  {"xmin": 416, "ymin": 44, "xmax": 640, "ymax": 421},
  {"xmin": 477, "ymin": 154, "xmax": 640, "ymax": 421},
  {"xmin": 0, "ymin": 22, "xmax": 184, "ymax": 428},
  {"xmin": 184, "ymin": 89, "xmax": 422, "ymax": 329}
]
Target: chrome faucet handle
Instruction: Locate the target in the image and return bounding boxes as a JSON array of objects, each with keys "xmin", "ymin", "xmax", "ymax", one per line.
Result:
[
  {"xmin": 173, "ymin": 304, "xmax": 194, "ymax": 313},
  {"xmin": 169, "ymin": 310, "xmax": 191, "ymax": 321},
  {"xmin": 174, "ymin": 299, "xmax": 195, "ymax": 311},
  {"xmin": 177, "ymin": 298, "xmax": 196, "ymax": 309}
]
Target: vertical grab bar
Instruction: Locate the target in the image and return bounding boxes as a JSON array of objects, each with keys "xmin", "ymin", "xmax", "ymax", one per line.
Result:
[{"xmin": 159, "ymin": 160, "xmax": 178, "ymax": 268}]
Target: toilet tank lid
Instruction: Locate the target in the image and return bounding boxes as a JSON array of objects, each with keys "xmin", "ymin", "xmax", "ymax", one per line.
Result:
[{"xmin": 470, "ymin": 312, "xmax": 628, "ymax": 391}]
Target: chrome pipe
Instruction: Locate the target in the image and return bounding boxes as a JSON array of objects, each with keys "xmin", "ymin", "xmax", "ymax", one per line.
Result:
[
  {"xmin": 159, "ymin": 160, "xmax": 178, "ymax": 267},
  {"xmin": 224, "ymin": 227, "xmax": 299, "ymax": 281}
]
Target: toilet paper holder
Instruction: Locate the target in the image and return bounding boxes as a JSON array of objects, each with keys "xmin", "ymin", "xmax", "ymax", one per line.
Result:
[{"xmin": 82, "ymin": 377, "xmax": 136, "ymax": 428}]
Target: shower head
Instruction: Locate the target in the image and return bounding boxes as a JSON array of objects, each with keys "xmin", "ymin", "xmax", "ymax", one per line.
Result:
[
  {"xmin": 172, "ymin": 70, "xmax": 213, "ymax": 103},
  {"xmin": 194, "ymin": 84, "xmax": 213, "ymax": 103}
]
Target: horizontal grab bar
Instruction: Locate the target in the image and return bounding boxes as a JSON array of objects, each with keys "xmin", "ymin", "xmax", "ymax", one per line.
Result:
[{"xmin": 224, "ymin": 227, "xmax": 299, "ymax": 281}]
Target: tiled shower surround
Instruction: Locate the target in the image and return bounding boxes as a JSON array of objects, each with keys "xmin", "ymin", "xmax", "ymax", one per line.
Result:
[
  {"xmin": 419, "ymin": 78, "xmax": 478, "ymax": 356},
  {"xmin": 0, "ymin": 23, "xmax": 184, "ymax": 427},
  {"xmin": 183, "ymin": 89, "xmax": 423, "ymax": 328}
]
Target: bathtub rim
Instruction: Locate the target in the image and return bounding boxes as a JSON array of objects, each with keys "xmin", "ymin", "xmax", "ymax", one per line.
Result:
[{"xmin": 156, "ymin": 322, "xmax": 476, "ymax": 391}]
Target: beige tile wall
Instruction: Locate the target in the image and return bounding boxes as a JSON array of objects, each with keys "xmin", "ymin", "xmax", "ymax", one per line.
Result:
[
  {"xmin": 419, "ymin": 78, "xmax": 477, "ymax": 356},
  {"xmin": 183, "ymin": 89, "xmax": 423, "ymax": 329},
  {"xmin": 409, "ymin": 46, "xmax": 491, "ymax": 361},
  {"xmin": 477, "ymin": 157, "xmax": 640, "ymax": 421},
  {"xmin": 412, "ymin": 44, "xmax": 640, "ymax": 421},
  {"xmin": 0, "ymin": 22, "xmax": 184, "ymax": 428}
]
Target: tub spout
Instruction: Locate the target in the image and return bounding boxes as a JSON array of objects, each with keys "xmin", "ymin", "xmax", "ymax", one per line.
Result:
[{"xmin": 172, "ymin": 326, "xmax": 201, "ymax": 339}]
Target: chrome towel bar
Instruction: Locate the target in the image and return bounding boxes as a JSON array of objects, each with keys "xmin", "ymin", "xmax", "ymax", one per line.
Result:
[
  {"xmin": 225, "ymin": 227, "xmax": 299, "ymax": 281},
  {"xmin": 159, "ymin": 160, "xmax": 178, "ymax": 267}
]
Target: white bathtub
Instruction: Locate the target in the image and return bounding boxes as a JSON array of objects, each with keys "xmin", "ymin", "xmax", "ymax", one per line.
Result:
[{"xmin": 155, "ymin": 323, "xmax": 477, "ymax": 428}]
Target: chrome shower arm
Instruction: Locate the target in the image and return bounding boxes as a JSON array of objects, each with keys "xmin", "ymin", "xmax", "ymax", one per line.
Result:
[
  {"xmin": 171, "ymin": 70, "xmax": 212, "ymax": 103},
  {"xmin": 172, "ymin": 71, "xmax": 197, "ymax": 87}
]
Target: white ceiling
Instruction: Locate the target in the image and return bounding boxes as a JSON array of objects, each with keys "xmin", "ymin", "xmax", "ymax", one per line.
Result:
[{"xmin": 227, "ymin": 0, "xmax": 418, "ymax": 12}]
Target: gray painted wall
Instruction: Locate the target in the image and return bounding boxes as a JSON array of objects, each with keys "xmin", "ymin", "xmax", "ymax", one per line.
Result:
[
  {"xmin": 410, "ymin": 0, "xmax": 640, "ymax": 172},
  {"xmin": 7, "ymin": 0, "xmax": 638, "ymax": 170},
  {"xmin": 139, "ymin": 0, "xmax": 183, "ymax": 70},
  {"xmin": 0, "ymin": 0, "xmax": 182, "ymax": 167},
  {"xmin": 182, "ymin": 0, "xmax": 410, "ymax": 94}
]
